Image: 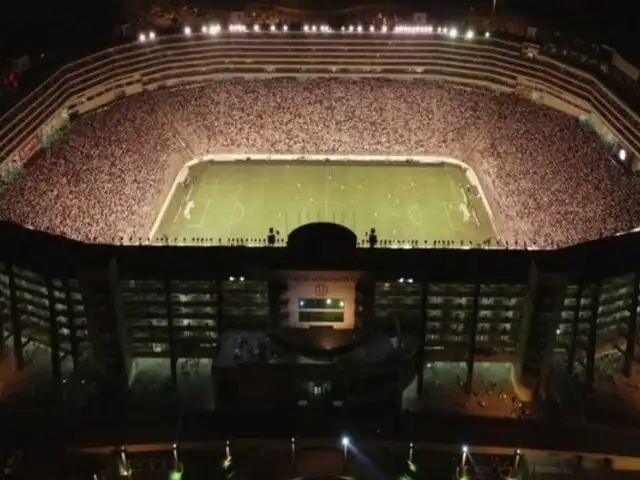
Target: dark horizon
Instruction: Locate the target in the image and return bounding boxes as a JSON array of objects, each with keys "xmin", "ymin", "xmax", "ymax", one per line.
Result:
[{"xmin": 0, "ymin": 0, "xmax": 638, "ymax": 56}]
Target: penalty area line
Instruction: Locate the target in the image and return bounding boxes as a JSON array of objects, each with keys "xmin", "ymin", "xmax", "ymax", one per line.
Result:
[
  {"xmin": 172, "ymin": 183, "xmax": 194, "ymax": 225},
  {"xmin": 442, "ymin": 202, "xmax": 454, "ymax": 230},
  {"xmin": 187, "ymin": 199, "xmax": 211, "ymax": 229}
]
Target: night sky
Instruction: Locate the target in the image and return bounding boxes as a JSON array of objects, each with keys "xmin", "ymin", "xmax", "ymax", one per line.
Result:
[{"xmin": 0, "ymin": 0, "xmax": 636, "ymax": 56}]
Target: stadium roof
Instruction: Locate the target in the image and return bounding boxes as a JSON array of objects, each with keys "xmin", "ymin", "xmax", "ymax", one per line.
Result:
[{"xmin": 2, "ymin": 221, "xmax": 639, "ymax": 283}]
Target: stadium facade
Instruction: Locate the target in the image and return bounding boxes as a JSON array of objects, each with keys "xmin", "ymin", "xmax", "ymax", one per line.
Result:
[{"xmin": 0, "ymin": 32, "xmax": 640, "ymax": 408}]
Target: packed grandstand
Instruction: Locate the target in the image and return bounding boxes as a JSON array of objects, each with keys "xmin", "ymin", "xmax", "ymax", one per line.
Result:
[{"xmin": 0, "ymin": 77, "xmax": 639, "ymax": 248}]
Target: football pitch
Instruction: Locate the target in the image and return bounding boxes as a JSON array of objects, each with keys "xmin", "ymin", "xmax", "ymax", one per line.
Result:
[{"xmin": 153, "ymin": 161, "xmax": 496, "ymax": 245}]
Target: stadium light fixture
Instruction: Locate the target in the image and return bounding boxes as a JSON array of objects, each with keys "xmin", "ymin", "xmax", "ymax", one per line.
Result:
[
  {"xmin": 183, "ymin": 26, "xmax": 192, "ymax": 36},
  {"xmin": 619, "ymin": 149, "xmax": 627, "ymax": 161}
]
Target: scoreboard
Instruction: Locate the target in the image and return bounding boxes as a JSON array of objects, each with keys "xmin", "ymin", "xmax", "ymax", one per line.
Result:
[{"xmin": 282, "ymin": 271, "xmax": 362, "ymax": 328}]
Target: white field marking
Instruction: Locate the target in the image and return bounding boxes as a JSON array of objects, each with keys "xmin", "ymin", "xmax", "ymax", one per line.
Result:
[
  {"xmin": 172, "ymin": 182, "xmax": 194, "ymax": 224},
  {"xmin": 225, "ymin": 192, "xmax": 245, "ymax": 239},
  {"xmin": 442, "ymin": 202, "xmax": 454, "ymax": 230},
  {"xmin": 408, "ymin": 177, "xmax": 427, "ymax": 239},
  {"xmin": 187, "ymin": 199, "xmax": 211, "ymax": 229},
  {"xmin": 472, "ymin": 209, "xmax": 481, "ymax": 227}
]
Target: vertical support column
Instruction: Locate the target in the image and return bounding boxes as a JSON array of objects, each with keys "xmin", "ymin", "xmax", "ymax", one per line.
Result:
[
  {"xmin": 78, "ymin": 257, "xmax": 132, "ymax": 398},
  {"xmin": 567, "ymin": 284, "xmax": 583, "ymax": 376},
  {"xmin": 165, "ymin": 278, "xmax": 178, "ymax": 389},
  {"xmin": 416, "ymin": 281, "xmax": 427, "ymax": 395},
  {"xmin": 585, "ymin": 282, "xmax": 601, "ymax": 392},
  {"xmin": 46, "ymin": 277, "xmax": 62, "ymax": 398},
  {"xmin": 623, "ymin": 273, "xmax": 639, "ymax": 378},
  {"xmin": 465, "ymin": 282, "xmax": 481, "ymax": 395},
  {"xmin": 216, "ymin": 279, "xmax": 224, "ymax": 332},
  {"xmin": 7, "ymin": 264, "xmax": 24, "ymax": 370},
  {"xmin": 63, "ymin": 278, "xmax": 79, "ymax": 372}
]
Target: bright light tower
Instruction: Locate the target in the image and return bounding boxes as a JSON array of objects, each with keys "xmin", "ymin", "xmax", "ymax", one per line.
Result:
[
  {"xmin": 461, "ymin": 445, "xmax": 469, "ymax": 470},
  {"xmin": 619, "ymin": 149, "xmax": 627, "ymax": 162}
]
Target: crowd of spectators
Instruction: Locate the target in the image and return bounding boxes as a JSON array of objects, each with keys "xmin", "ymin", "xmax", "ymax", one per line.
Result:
[{"xmin": 1, "ymin": 77, "xmax": 639, "ymax": 247}]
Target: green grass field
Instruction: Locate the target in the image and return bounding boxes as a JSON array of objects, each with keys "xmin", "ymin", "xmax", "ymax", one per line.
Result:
[{"xmin": 153, "ymin": 161, "xmax": 495, "ymax": 245}]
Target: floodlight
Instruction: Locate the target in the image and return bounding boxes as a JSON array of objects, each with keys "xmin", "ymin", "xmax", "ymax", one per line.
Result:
[
  {"xmin": 381, "ymin": 25, "xmax": 388, "ymax": 33},
  {"xmin": 341, "ymin": 25, "xmax": 345, "ymax": 32},
  {"xmin": 149, "ymin": 31, "xmax": 156, "ymax": 40},
  {"xmin": 303, "ymin": 24, "xmax": 309, "ymax": 32},
  {"xmin": 485, "ymin": 31, "xmax": 491, "ymax": 38},
  {"xmin": 201, "ymin": 25, "xmax": 208, "ymax": 33},
  {"xmin": 369, "ymin": 25, "xmax": 375, "ymax": 32},
  {"xmin": 283, "ymin": 24, "xmax": 288, "ymax": 32},
  {"xmin": 357, "ymin": 24, "xmax": 363, "ymax": 33},
  {"xmin": 619, "ymin": 149, "xmax": 627, "ymax": 161},
  {"xmin": 270, "ymin": 24, "xmax": 276, "ymax": 32},
  {"xmin": 138, "ymin": 33, "xmax": 147, "ymax": 42},
  {"xmin": 253, "ymin": 24, "xmax": 260, "ymax": 32},
  {"xmin": 462, "ymin": 445, "xmax": 469, "ymax": 453},
  {"xmin": 311, "ymin": 24, "xmax": 318, "ymax": 32},
  {"xmin": 341, "ymin": 436, "xmax": 350, "ymax": 447},
  {"xmin": 448, "ymin": 27, "xmax": 458, "ymax": 39},
  {"xmin": 348, "ymin": 25, "xmax": 355, "ymax": 32},
  {"xmin": 465, "ymin": 29, "xmax": 474, "ymax": 39},
  {"xmin": 183, "ymin": 26, "xmax": 192, "ymax": 36}
]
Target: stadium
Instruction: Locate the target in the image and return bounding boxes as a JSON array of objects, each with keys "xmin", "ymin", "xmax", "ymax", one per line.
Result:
[{"xmin": 3, "ymin": 22, "xmax": 640, "ymax": 479}]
